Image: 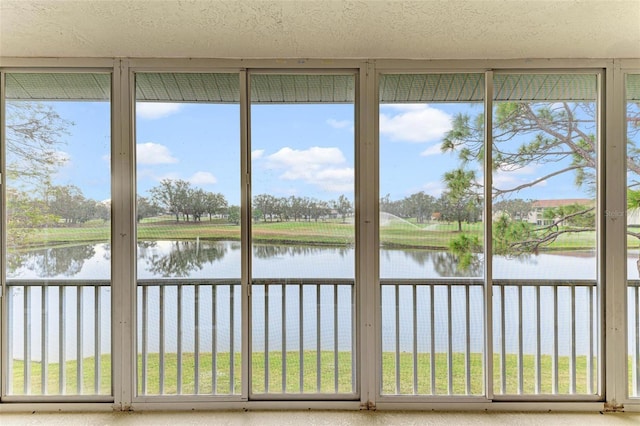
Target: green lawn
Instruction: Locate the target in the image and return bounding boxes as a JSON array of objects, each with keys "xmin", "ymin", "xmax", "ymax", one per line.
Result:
[
  {"xmin": 9, "ymin": 351, "xmax": 612, "ymax": 397},
  {"xmin": 10, "ymin": 218, "xmax": 612, "ymax": 252}
]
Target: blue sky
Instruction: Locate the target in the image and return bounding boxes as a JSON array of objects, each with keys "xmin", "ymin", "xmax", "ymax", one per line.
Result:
[{"xmin": 12, "ymin": 99, "xmax": 595, "ymax": 205}]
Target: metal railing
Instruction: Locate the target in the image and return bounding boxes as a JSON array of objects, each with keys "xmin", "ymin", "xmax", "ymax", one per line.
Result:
[
  {"xmin": 6, "ymin": 280, "xmax": 111, "ymax": 396},
  {"xmin": 136, "ymin": 278, "xmax": 356, "ymax": 396},
  {"xmin": 380, "ymin": 279, "xmax": 599, "ymax": 397},
  {"xmin": 7, "ymin": 278, "xmax": 602, "ymax": 399},
  {"xmin": 250, "ymin": 279, "xmax": 355, "ymax": 395},
  {"xmin": 137, "ymin": 279, "xmax": 242, "ymax": 396}
]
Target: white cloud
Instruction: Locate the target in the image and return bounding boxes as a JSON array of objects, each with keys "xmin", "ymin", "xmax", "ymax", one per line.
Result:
[
  {"xmin": 492, "ymin": 164, "xmax": 548, "ymax": 190},
  {"xmin": 422, "ymin": 181, "xmax": 445, "ymax": 197},
  {"xmin": 264, "ymin": 146, "xmax": 353, "ymax": 192},
  {"xmin": 267, "ymin": 146, "xmax": 345, "ymax": 171},
  {"xmin": 188, "ymin": 171, "xmax": 218, "ymax": 185},
  {"xmin": 252, "ymin": 149, "xmax": 265, "ymax": 160},
  {"xmin": 327, "ymin": 118, "xmax": 351, "ymax": 129},
  {"xmin": 314, "ymin": 167, "xmax": 355, "ymax": 192},
  {"xmin": 419, "ymin": 144, "xmax": 443, "ymax": 157},
  {"xmin": 380, "ymin": 104, "xmax": 452, "ymax": 143},
  {"xmin": 136, "ymin": 143, "xmax": 178, "ymax": 165},
  {"xmin": 136, "ymin": 103, "xmax": 183, "ymax": 119}
]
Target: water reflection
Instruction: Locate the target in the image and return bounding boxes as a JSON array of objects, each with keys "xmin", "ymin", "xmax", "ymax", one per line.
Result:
[
  {"xmin": 5, "ymin": 240, "xmax": 601, "ymax": 280},
  {"xmin": 253, "ymin": 243, "xmax": 351, "ymax": 259},
  {"xmin": 8, "ymin": 244, "xmax": 98, "ymax": 278},
  {"xmin": 139, "ymin": 240, "xmax": 230, "ymax": 277}
]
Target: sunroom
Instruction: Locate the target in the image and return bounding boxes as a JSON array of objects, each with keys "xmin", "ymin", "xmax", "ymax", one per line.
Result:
[{"xmin": 2, "ymin": 1, "xmax": 640, "ymax": 422}]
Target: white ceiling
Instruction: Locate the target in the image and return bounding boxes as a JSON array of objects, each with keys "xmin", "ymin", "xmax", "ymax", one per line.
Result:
[{"xmin": 0, "ymin": 0, "xmax": 639, "ymax": 60}]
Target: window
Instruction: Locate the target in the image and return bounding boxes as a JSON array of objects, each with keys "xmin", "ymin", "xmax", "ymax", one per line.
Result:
[
  {"xmin": 378, "ymin": 73, "xmax": 485, "ymax": 396},
  {"xmin": 4, "ymin": 73, "xmax": 112, "ymax": 397},
  {"xmin": 134, "ymin": 73, "xmax": 242, "ymax": 396},
  {"xmin": 492, "ymin": 73, "xmax": 599, "ymax": 396},
  {"xmin": 250, "ymin": 73, "xmax": 356, "ymax": 397},
  {"xmin": 0, "ymin": 61, "xmax": 629, "ymax": 409},
  {"xmin": 627, "ymin": 73, "xmax": 640, "ymax": 398}
]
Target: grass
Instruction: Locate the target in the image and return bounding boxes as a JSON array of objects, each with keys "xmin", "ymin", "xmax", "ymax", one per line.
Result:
[
  {"xmin": 9, "ymin": 351, "xmax": 612, "ymax": 397},
  {"xmin": 9, "ymin": 354, "xmax": 112, "ymax": 395},
  {"xmin": 11, "ymin": 218, "xmax": 612, "ymax": 252}
]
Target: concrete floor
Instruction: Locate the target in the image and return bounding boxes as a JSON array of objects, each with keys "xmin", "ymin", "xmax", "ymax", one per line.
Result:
[{"xmin": 1, "ymin": 411, "xmax": 640, "ymax": 426}]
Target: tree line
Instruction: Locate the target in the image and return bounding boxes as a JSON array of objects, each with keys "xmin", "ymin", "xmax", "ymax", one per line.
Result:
[
  {"xmin": 140, "ymin": 179, "xmax": 355, "ymax": 224},
  {"xmin": 8, "ymin": 185, "xmax": 109, "ymax": 227},
  {"xmin": 8, "ymin": 178, "xmax": 537, "ymax": 232},
  {"xmin": 381, "ymin": 187, "xmax": 483, "ymax": 232}
]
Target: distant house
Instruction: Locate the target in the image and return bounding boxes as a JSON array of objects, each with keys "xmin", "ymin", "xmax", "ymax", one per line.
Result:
[{"xmin": 527, "ymin": 199, "xmax": 592, "ymax": 226}]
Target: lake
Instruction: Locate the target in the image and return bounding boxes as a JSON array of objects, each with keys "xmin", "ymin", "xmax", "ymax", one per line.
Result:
[{"xmin": 7, "ymin": 239, "xmax": 602, "ymax": 280}]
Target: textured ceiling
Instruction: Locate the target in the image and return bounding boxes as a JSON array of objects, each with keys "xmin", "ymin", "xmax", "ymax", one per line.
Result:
[{"xmin": 0, "ymin": 0, "xmax": 639, "ymax": 60}]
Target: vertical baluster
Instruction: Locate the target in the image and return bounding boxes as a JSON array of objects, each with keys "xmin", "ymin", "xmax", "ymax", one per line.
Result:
[
  {"xmin": 412, "ymin": 284, "xmax": 418, "ymax": 395},
  {"xmin": 394, "ymin": 284, "xmax": 400, "ymax": 394},
  {"xmin": 282, "ymin": 284, "xmax": 287, "ymax": 393},
  {"xmin": 94, "ymin": 285, "xmax": 101, "ymax": 394},
  {"xmin": 429, "ymin": 284, "xmax": 435, "ymax": 395},
  {"xmin": 447, "ymin": 285, "xmax": 453, "ymax": 395},
  {"xmin": 77, "ymin": 286, "xmax": 83, "ymax": 394},
  {"xmin": 24, "ymin": 285, "xmax": 31, "ymax": 395},
  {"xmin": 264, "ymin": 284, "xmax": 269, "ymax": 393},
  {"xmin": 633, "ymin": 286, "xmax": 640, "ymax": 396},
  {"xmin": 194, "ymin": 284, "xmax": 200, "ymax": 394},
  {"xmin": 159, "ymin": 285, "xmax": 165, "ymax": 394},
  {"xmin": 141, "ymin": 285, "xmax": 148, "ymax": 395},
  {"xmin": 553, "ymin": 285, "xmax": 559, "ymax": 394},
  {"xmin": 7, "ymin": 286, "xmax": 14, "ymax": 395},
  {"xmin": 465, "ymin": 284, "xmax": 471, "ymax": 395},
  {"xmin": 351, "ymin": 283, "xmax": 356, "ymax": 393},
  {"xmin": 212, "ymin": 284, "xmax": 217, "ymax": 394},
  {"xmin": 177, "ymin": 285, "xmax": 183, "ymax": 394},
  {"xmin": 570, "ymin": 285, "xmax": 576, "ymax": 394},
  {"xmin": 517, "ymin": 285, "xmax": 523, "ymax": 395},
  {"xmin": 535, "ymin": 285, "xmax": 541, "ymax": 394},
  {"xmin": 588, "ymin": 284, "xmax": 594, "ymax": 394},
  {"xmin": 316, "ymin": 284, "xmax": 321, "ymax": 393},
  {"xmin": 299, "ymin": 283, "xmax": 304, "ymax": 393},
  {"xmin": 59, "ymin": 286, "xmax": 66, "ymax": 395},
  {"xmin": 334, "ymin": 284, "xmax": 339, "ymax": 394},
  {"xmin": 230, "ymin": 284, "xmax": 236, "ymax": 394},
  {"xmin": 42, "ymin": 284, "xmax": 48, "ymax": 395},
  {"xmin": 500, "ymin": 285, "xmax": 506, "ymax": 394}
]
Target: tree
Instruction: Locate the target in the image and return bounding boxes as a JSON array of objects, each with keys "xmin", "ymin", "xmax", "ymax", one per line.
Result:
[
  {"xmin": 404, "ymin": 191, "xmax": 436, "ymax": 223},
  {"xmin": 5, "ymin": 102, "xmax": 74, "ymax": 247},
  {"xmin": 253, "ymin": 194, "xmax": 275, "ymax": 222},
  {"xmin": 440, "ymin": 169, "xmax": 481, "ymax": 232},
  {"xmin": 204, "ymin": 192, "xmax": 228, "ymax": 221},
  {"xmin": 136, "ymin": 196, "xmax": 160, "ymax": 223},
  {"xmin": 47, "ymin": 184, "xmax": 93, "ymax": 224},
  {"xmin": 492, "ymin": 198, "xmax": 533, "ymax": 222},
  {"xmin": 186, "ymin": 188, "xmax": 207, "ymax": 222},
  {"xmin": 333, "ymin": 194, "xmax": 353, "ymax": 223},
  {"xmin": 6, "ymin": 188, "xmax": 57, "ymax": 247},
  {"xmin": 441, "ymin": 100, "xmax": 612, "ymax": 255},
  {"xmin": 227, "ymin": 205, "xmax": 240, "ymax": 225},
  {"xmin": 6, "ymin": 102, "xmax": 72, "ymax": 185},
  {"xmin": 150, "ymin": 179, "xmax": 191, "ymax": 222}
]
